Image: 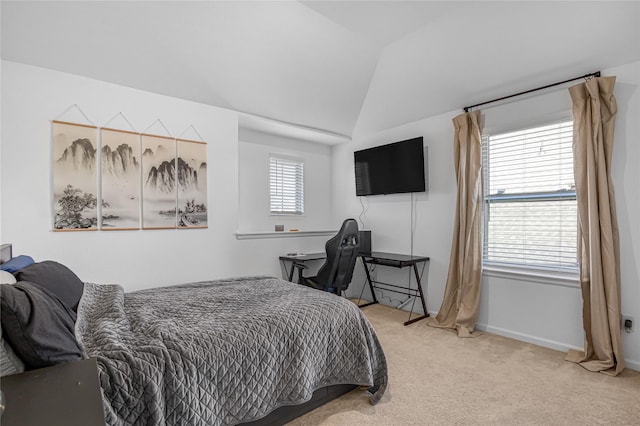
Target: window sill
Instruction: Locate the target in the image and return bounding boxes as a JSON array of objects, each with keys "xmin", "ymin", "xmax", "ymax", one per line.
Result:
[
  {"xmin": 482, "ymin": 264, "xmax": 579, "ymax": 288},
  {"xmin": 234, "ymin": 230, "xmax": 336, "ymax": 240}
]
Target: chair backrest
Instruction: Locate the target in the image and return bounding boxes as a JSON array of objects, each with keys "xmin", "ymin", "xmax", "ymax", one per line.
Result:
[{"xmin": 315, "ymin": 218, "xmax": 360, "ymax": 293}]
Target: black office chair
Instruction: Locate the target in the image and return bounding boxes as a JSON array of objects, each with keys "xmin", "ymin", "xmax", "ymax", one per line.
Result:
[{"xmin": 294, "ymin": 218, "xmax": 360, "ymax": 295}]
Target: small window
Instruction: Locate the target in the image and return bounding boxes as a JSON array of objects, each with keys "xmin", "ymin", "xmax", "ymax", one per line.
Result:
[
  {"xmin": 482, "ymin": 120, "xmax": 578, "ymax": 272},
  {"xmin": 269, "ymin": 156, "xmax": 304, "ymax": 215}
]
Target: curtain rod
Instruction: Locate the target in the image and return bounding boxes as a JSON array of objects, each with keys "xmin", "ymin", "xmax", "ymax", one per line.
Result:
[{"xmin": 463, "ymin": 71, "xmax": 601, "ymax": 112}]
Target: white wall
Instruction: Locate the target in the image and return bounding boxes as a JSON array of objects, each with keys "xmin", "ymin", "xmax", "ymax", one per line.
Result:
[
  {"xmin": 238, "ymin": 128, "xmax": 334, "ymax": 233},
  {"xmin": 611, "ymin": 60, "xmax": 640, "ymax": 370},
  {"xmin": 334, "ymin": 60, "xmax": 640, "ymax": 370},
  {"xmin": 3, "ymin": 58, "xmax": 638, "ymax": 370},
  {"xmin": 334, "ymin": 109, "xmax": 457, "ymax": 310},
  {"xmin": 0, "ymin": 11, "xmax": 3, "ymax": 243},
  {"xmin": 0, "ymin": 61, "xmax": 330, "ymax": 290}
]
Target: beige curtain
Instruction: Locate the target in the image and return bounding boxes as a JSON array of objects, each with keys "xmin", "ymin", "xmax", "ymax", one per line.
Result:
[
  {"xmin": 565, "ymin": 76, "xmax": 625, "ymax": 376},
  {"xmin": 428, "ymin": 111, "xmax": 483, "ymax": 337}
]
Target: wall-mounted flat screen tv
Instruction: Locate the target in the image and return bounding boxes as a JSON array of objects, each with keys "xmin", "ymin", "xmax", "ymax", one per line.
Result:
[{"xmin": 354, "ymin": 137, "xmax": 425, "ymax": 196}]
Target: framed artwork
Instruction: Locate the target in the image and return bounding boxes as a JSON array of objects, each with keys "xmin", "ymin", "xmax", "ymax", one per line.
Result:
[
  {"xmin": 177, "ymin": 139, "xmax": 208, "ymax": 228},
  {"xmin": 52, "ymin": 121, "xmax": 98, "ymax": 231},
  {"xmin": 100, "ymin": 128, "xmax": 141, "ymax": 230},
  {"xmin": 141, "ymin": 134, "xmax": 176, "ymax": 229}
]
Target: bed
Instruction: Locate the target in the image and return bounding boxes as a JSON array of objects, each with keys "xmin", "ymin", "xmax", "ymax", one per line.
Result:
[{"xmin": 0, "ymin": 244, "xmax": 388, "ymax": 425}]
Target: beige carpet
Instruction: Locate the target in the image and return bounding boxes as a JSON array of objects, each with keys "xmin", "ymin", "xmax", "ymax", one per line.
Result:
[{"xmin": 289, "ymin": 303, "xmax": 640, "ymax": 425}]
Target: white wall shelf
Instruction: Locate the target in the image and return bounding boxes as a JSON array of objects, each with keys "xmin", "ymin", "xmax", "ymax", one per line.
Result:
[{"xmin": 234, "ymin": 230, "xmax": 336, "ymax": 240}]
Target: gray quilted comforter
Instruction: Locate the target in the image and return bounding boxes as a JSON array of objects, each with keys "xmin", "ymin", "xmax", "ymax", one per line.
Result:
[{"xmin": 75, "ymin": 276, "xmax": 387, "ymax": 425}]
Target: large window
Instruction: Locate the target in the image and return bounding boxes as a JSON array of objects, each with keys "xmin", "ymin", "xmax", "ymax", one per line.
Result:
[
  {"xmin": 482, "ymin": 120, "xmax": 578, "ymax": 272},
  {"xmin": 269, "ymin": 156, "xmax": 304, "ymax": 215}
]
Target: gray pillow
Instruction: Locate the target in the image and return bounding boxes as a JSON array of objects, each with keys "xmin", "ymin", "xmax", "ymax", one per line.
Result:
[
  {"xmin": 14, "ymin": 261, "xmax": 84, "ymax": 312},
  {"xmin": 0, "ymin": 281, "xmax": 83, "ymax": 370}
]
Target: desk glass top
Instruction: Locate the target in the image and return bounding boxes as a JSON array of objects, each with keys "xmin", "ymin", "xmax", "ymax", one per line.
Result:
[
  {"xmin": 360, "ymin": 252, "xmax": 429, "ymax": 263},
  {"xmin": 280, "ymin": 251, "xmax": 429, "ymax": 263},
  {"xmin": 279, "ymin": 253, "xmax": 326, "ymax": 261}
]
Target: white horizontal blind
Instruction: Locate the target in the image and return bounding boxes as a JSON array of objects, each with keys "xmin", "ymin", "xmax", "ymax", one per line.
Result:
[
  {"xmin": 270, "ymin": 156, "xmax": 304, "ymax": 215},
  {"xmin": 482, "ymin": 120, "xmax": 578, "ymax": 271}
]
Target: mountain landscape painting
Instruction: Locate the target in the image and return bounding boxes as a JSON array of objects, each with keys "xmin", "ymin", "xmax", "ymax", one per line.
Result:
[
  {"xmin": 142, "ymin": 134, "xmax": 177, "ymax": 229},
  {"xmin": 52, "ymin": 121, "xmax": 98, "ymax": 230},
  {"xmin": 101, "ymin": 128, "xmax": 141, "ymax": 230},
  {"xmin": 177, "ymin": 139, "xmax": 208, "ymax": 228}
]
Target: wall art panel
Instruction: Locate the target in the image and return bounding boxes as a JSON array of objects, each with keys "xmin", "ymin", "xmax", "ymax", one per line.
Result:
[
  {"xmin": 101, "ymin": 128, "xmax": 141, "ymax": 230},
  {"xmin": 141, "ymin": 134, "xmax": 176, "ymax": 229},
  {"xmin": 177, "ymin": 139, "xmax": 208, "ymax": 228},
  {"xmin": 52, "ymin": 121, "xmax": 98, "ymax": 231}
]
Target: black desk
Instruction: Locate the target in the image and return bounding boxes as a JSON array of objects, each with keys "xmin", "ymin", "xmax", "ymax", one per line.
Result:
[
  {"xmin": 279, "ymin": 251, "xmax": 430, "ymax": 326},
  {"xmin": 279, "ymin": 253, "xmax": 327, "ymax": 282},
  {"xmin": 359, "ymin": 252, "xmax": 430, "ymax": 325}
]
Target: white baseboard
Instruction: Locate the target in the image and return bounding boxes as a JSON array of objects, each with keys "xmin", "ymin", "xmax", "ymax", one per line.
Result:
[
  {"xmin": 627, "ymin": 359, "xmax": 640, "ymax": 372},
  {"xmin": 475, "ymin": 322, "xmax": 582, "ymax": 353},
  {"xmin": 475, "ymin": 322, "xmax": 640, "ymax": 372}
]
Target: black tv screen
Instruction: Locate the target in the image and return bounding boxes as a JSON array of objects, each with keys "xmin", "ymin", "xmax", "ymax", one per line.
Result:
[{"xmin": 354, "ymin": 137, "xmax": 426, "ymax": 196}]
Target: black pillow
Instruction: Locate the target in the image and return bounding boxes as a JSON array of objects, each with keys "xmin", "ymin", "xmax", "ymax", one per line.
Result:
[
  {"xmin": 14, "ymin": 261, "xmax": 84, "ymax": 312},
  {"xmin": 0, "ymin": 281, "xmax": 83, "ymax": 370}
]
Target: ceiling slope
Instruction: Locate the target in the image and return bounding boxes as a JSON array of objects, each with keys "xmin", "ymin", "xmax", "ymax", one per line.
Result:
[
  {"xmin": 2, "ymin": 1, "xmax": 639, "ymax": 140},
  {"xmin": 1, "ymin": 1, "xmax": 380, "ymax": 137},
  {"xmin": 355, "ymin": 1, "xmax": 640, "ymax": 135}
]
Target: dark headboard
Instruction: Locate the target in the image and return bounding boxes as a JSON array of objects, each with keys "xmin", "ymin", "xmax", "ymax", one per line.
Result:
[{"xmin": 0, "ymin": 244, "xmax": 12, "ymax": 264}]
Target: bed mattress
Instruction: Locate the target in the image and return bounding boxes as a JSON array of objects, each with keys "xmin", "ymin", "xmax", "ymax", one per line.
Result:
[{"xmin": 75, "ymin": 276, "xmax": 387, "ymax": 425}]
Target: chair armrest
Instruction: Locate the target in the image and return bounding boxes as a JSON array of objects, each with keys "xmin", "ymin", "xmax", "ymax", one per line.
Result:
[
  {"xmin": 292, "ymin": 262, "xmax": 309, "ymax": 284},
  {"xmin": 292, "ymin": 261, "xmax": 309, "ymax": 270}
]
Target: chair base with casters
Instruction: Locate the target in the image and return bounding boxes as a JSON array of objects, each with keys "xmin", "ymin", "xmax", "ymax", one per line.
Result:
[{"xmin": 294, "ymin": 219, "xmax": 360, "ymax": 296}]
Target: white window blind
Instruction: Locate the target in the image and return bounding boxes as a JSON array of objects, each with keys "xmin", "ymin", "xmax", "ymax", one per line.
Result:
[
  {"xmin": 482, "ymin": 120, "xmax": 578, "ymax": 272},
  {"xmin": 270, "ymin": 156, "xmax": 304, "ymax": 215}
]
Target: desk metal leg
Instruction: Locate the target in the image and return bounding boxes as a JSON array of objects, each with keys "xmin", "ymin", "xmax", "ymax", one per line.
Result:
[
  {"xmin": 287, "ymin": 262, "xmax": 294, "ymax": 282},
  {"xmin": 403, "ymin": 262, "xmax": 430, "ymax": 326},
  {"xmin": 358, "ymin": 258, "xmax": 379, "ymax": 308}
]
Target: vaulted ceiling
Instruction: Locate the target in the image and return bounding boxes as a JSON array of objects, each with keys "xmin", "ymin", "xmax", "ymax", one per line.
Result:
[{"xmin": 2, "ymin": 1, "xmax": 639, "ymax": 141}]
